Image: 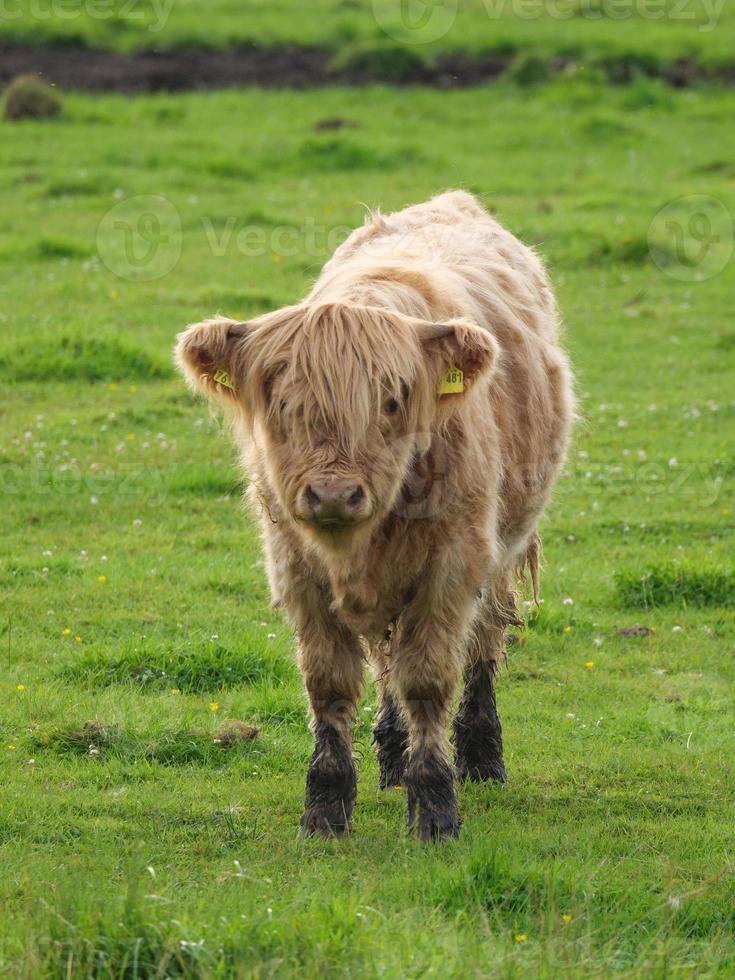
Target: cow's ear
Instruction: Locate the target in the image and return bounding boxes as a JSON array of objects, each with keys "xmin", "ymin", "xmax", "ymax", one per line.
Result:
[
  {"xmin": 175, "ymin": 317, "xmax": 249, "ymax": 403},
  {"xmin": 416, "ymin": 318, "xmax": 499, "ymax": 409}
]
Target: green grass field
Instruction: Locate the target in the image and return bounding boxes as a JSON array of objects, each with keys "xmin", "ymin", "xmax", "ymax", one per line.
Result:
[
  {"xmin": 2, "ymin": 0, "xmax": 735, "ymax": 66},
  {"xmin": 1, "ymin": 73, "xmax": 735, "ymax": 976}
]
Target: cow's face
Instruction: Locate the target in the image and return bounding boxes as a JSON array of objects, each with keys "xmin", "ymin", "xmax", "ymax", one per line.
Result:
[{"xmin": 176, "ymin": 302, "xmax": 497, "ymax": 552}]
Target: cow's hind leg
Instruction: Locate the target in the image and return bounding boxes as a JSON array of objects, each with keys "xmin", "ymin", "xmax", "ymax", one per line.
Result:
[
  {"xmin": 453, "ymin": 581, "xmax": 517, "ymax": 783},
  {"xmin": 298, "ymin": 615, "xmax": 364, "ymax": 838},
  {"xmin": 371, "ymin": 646, "xmax": 408, "ymax": 789}
]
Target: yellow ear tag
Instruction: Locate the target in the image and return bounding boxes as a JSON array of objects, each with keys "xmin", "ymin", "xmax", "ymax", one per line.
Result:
[
  {"xmin": 437, "ymin": 366, "xmax": 464, "ymax": 395},
  {"xmin": 213, "ymin": 367, "xmax": 235, "ymax": 391}
]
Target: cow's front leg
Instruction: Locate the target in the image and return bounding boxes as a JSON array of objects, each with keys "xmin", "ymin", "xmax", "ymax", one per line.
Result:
[
  {"xmin": 298, "ymin": 616, "xmax": 363, "ymax": 838},
  {"xmin": 391, "ymin": 624, "xmax": 463, "ymax": 842}
]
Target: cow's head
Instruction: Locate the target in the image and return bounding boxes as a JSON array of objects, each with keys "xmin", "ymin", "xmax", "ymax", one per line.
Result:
[{"xmin": 176, "ymin": 302, "xmax": 498, "ymax": 552}]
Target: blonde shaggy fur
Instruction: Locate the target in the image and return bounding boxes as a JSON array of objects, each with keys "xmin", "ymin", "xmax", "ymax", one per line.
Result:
[{"xmin": 176, "ymin": 191, "xmax": 574, "ymax": 841}]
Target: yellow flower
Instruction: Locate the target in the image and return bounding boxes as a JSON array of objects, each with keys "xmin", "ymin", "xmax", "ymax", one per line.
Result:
[
  {"xmin": 74, "ymin": 635, "xmax": 82, "ymax": 643},
  {"xmin": 209, "ymin": 702, "xmax": 219, "ymax": 713},
  {"xmin": 514, "ymin": 933, "xmax": 527, "ymax": 943},
  {"xmin": 62, "ymin": 628, "xmax": 72, "ymax": 636},
  {"xmin": 7, "ymin": 744, "xmax": 16, "ymax": 751},
  {"xmin": 585, "ymin": 661, "xmax": 594, "ymax": 669},
  {"xmin": 564, "ymin": 625, "xmax": 572, "ymax": 634},
  {"xmin": 128, "ymin": 385, "xmax": 137, "ymax": 393},
  {"xmin": 98, "ymin": 575, "xmax": 107, "ymax": 583},
  {"xmin": 108, "ymin": 382, "xmax": 119, "ymax": 390},
  {"xmin": 126, "ymin": 433, "xmax": 136, "ymax": 441},
  {"xmin": 16, "ymin": 683, "xmax": 25, "ymax": 692},
  {"xmin": 171, "ymin": 688, "xmax": 181, "ymax": 695},
  {"xmin": 110, "ymin": 289, "xmax": 119, "ymax": 300},
  {"xmin": 562, "ymin": 914, "xmax": 573, "ymax": 924}
]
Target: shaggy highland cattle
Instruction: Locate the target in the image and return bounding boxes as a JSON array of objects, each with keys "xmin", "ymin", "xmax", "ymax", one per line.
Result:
[{"xmin": 176, "ymin": 191, "xmax": 574, "ymax": 841}]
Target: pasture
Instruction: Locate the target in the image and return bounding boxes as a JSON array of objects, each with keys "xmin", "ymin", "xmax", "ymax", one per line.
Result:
[
  {"xmin": 1, "ymin": 55, "xmax": 734, "ymax": 980},
  {"xmin": 2, "ymin": 0, "xmax": 735, "ymax": 66}
]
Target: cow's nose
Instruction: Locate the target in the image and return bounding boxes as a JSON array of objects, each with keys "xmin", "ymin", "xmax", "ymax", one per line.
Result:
[{"xmin": 304, "ymin": 481, "xmax": 366, "ymax": 524}]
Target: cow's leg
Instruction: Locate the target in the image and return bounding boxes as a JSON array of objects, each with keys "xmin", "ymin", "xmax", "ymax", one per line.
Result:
[
  {"xmin": 391, "ymin": 611, "xmax": 466, "ymax": 842},
  {"xmin": 371, "ymin": 647, "xmax": 408, "ymax": 789},
  {"xmin": 453, "ymin": 644, "xmax": 505, "ymax": 783},
  {"xmin": 454, "ymin": 581, "xmax": 517, "ymax": 782},
  {"xmin": 296, "ymin": 602, "xmax": 364, "ymax": 838}
]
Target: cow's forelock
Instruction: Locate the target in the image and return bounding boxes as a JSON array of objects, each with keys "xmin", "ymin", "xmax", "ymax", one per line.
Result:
[{"xmin": 245, "ymin": 302, "xmax": 433, "ymax": 540}]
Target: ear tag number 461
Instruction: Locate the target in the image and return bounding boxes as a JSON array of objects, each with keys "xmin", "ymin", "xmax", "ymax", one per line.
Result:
[{"xmin": 437, "ymin": 367, "xmax": 464, "ymax": 395}]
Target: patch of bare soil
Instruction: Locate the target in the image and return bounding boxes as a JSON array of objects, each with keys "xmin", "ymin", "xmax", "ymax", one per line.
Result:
[{"xmin": 0, "ymin": 44, "xmax": 732, "ymax": 93}]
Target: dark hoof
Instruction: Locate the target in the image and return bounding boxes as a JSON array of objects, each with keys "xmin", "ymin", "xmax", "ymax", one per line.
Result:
[
  {"xmin": 379, "ymin": 757, "xmax": 406, "ymax": 790},
  {"xmin": 404, "ymin": 751, "xmax": 460, "ymax": 843},
  {"xmin": 408, "ymin": 803, "xmax": 461, "ymax": 843},
  {"xmin": 302, "ymin": 722, "xmax": 356, "ymax": 838},
  {"xmin": 456, "ymin": 757, "xmax": 507, "ymax": 784},
  {"xmin": 299, "ymin": 806, "xmax": 351, "ymax": 838}
]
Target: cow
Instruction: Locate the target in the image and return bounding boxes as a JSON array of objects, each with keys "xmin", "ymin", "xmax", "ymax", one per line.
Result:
[{"xmin": 175, "ymin": 191, "xmax": 574, "ymax": 842}]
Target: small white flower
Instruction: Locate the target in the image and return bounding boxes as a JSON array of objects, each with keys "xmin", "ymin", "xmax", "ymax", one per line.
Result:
[
  {"xmin": 672, "ymin": 625, "xmax": 683, "ymax": 634},
  {"xmin": 668, "ymin": 457, "xmax": 678, "ymax": 468},
  {"xmin": 133, "ymin": 518, "xmax": 142, "ymax": 526},
  {"xmin": 90, "ymin": 496, "xmax": 98, "ymax": 505},
  {"xmin": 617, "ymin": 419, "xmax": 628, "ymax": 428},
  {"xmin": 593, "ymin": 637, "xmax": 603, "ymax": 648},
  {"xmin": 667, "ymin": 895, "xmax": 681, "ymax": 910},
  {"xmin": 563, "ymin": 597, "xmax": 573, "ymax": 606}
]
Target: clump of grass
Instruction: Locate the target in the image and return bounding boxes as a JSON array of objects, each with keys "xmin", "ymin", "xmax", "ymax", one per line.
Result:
[
  {"xmin": 61, "ymin": 643, "xmax": 294, "ymax": 692},
  {"xmin": 32, "ymin": 717, "xmax": 261, "ymax": 765},
  {"xmin": 33, "ymin": 238, "xmax": 90, "ymax": 260},
  {"xmin": 294, "ymin": 138, "xmax": 424, "ymax": 173},
  {"xmin": 3, "ymin": 74, "xmax": 62, "ymax": 121},
  {"xmin": 0, "ymin": 331, "xmax": 171, "ymax": 383},
  {"xmin": 615, "ymin": 565, "xmax": 735, "ymax": 608},
  {"xmin": 509, "ymin": 55, "xmax": 554, "ymax": 87},
  {"xmin": 335, "ymin": 44, "xmax": 426, "ymax": 83},
  {"xmin": 434, "ymin": 850, "xmax": 576, "ymax": 927}
]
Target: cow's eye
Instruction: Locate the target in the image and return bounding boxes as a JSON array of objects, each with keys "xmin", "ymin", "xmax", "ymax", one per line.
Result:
[{"xmin": 384, "ymin": 397, "xmax": 400, "ymax": 415}]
